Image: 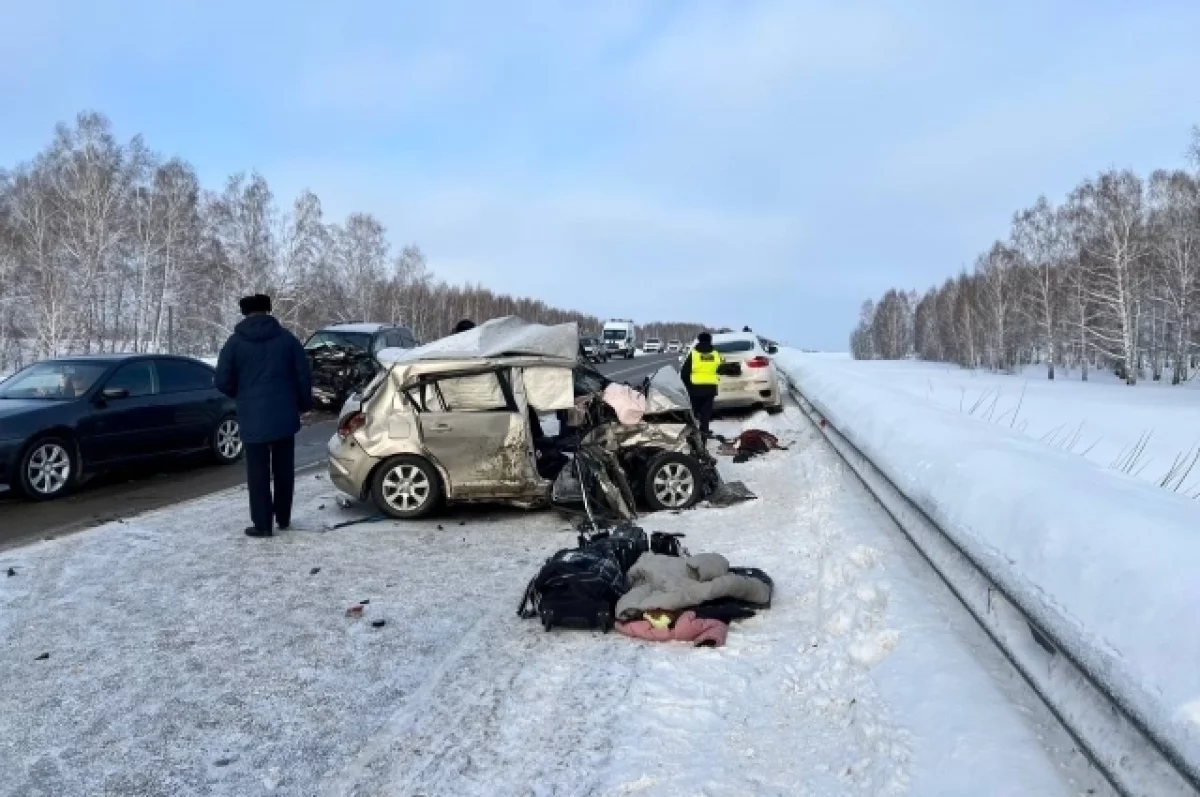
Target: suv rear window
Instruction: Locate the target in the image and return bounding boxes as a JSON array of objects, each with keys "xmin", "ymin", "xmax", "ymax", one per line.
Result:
[{"xmin": 714, "ymin": 340, "xmax": 755, "ymax": 354}]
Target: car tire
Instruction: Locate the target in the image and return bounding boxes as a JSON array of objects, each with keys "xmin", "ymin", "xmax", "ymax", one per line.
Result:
[
  {"xmin": 210, "ymin": 416, "xmax": 244, "ymax": 464},
  {"xmin": 17, "ymin": 436, "xmax": 78, "ymax": 501},
  {"xmin": 642, "ymin": 451, "xmax": 703, "ymax": 512},
  {"xmin": 371, "ymin": 454, "xmax": 442, "ymax": 519}
]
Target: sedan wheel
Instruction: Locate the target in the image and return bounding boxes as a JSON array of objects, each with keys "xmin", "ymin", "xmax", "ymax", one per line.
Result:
[
  {"xmin": 372, "ymin": 455, "xmax": 442, "ymax": 519},
  {"xmin": 213, "ymin": 417, "xmax": 243, "ymax": 463},
  {"xmin": 21, "ymin": 439, "xmax": 75, "ymax": 500}
]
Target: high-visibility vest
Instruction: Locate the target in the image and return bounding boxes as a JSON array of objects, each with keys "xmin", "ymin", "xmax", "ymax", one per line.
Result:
[{"xmin": 689, "ymin": 349, "xmax": 721, "ymax": 386}]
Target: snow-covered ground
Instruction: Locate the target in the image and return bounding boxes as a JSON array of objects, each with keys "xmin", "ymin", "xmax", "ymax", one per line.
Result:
[
  {"xmin": 779, "ymin": 351, "xmax": 1200, "ymax": 787},
  {"xmin": 0, "ymin": 406, "xmax": 1109, "ymax": 796},
  {"xmin": 812, "ymin": 355, "xmax": 1200, "ymax": 492}
]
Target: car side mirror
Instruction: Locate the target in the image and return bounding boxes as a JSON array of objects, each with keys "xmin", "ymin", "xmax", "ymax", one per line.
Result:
[
  {"xmin": 101, "ymin": 387, "xmax": 130, "ymax": 401},
  {"xmin": 767, "ymin": 345, "xmax": 779, "ymax": 354}
]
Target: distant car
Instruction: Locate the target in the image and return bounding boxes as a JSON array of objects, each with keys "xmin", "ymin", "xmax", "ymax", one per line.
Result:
[
  {"xmin": 643, "ymin": 338, "xmax": 663, "ymax": 354},
  {"xmin": 304, "ymin": 323, "xmax": 420, "ymax": 410},
  {"xmin": 0, "ymin": 355, "xmax": 241, "ymax": 500},
  {"xmin": 666, "ymin": 340, "xmax": 682, "ymax": 353},
  {"xmin": 689, "ymin": 332, "xmax": 784, "ymax": 414},
  {"xmin": 580, "ymin": 337, "xmax": 608, "ymax": 363}
]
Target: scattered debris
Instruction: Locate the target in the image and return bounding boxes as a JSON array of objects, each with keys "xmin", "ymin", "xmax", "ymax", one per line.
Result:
[
  {"xmin": 310, "ymin": 567, "xmax": 321, "ymax": 575},
  {"xmin": 459, "ymin": 521, "xmax": 466, "ymax": 526},
  {"xmin": 345, "ymin": 604, "xmax": 364, "ymax": 618},
  {"xmin": 437, "ymin": 525, "xmax": 444, "ymax": 531},
  {"xmin": 318, "ymin": 504, "xmax": 326, "ymax": 510},
  {"xmin": 335, "ymin": 496, "xmax": 353, "ymax": 509},
  {"xmin": 707, "ymin": 481, "xmax": 758, "ymax": 507},
  {"xmin": 360, "ymin": 599, "xmax": 370, "ymax": 605},
  {"xmin": 35, "ymin": 652, "xmax": 49, "ymax": 661},
  {"xmin": 326, "ymin": 514, "xmax": 388, "ymax": 531},
  {"xmin": 6, "ymin": 567, "xmax": 16, "ymax": 577},
  {"xmin": 214, "ymin": 756, "xmax": 237, "ymax": 767},
  {"xmin": 371, "ymin": 619, "xmax": 386, "ymax": 628}
]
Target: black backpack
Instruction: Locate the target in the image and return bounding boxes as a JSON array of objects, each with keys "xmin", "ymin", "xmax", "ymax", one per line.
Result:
[{"xmin": 518, "ymin": 548, "xmax": 626, "ymax": 632}]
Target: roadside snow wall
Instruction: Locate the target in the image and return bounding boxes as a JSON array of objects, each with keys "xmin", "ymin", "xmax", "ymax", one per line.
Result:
[{"xmin": 778, "ymin": 352, "xmax": 1200, "ymax": 781}]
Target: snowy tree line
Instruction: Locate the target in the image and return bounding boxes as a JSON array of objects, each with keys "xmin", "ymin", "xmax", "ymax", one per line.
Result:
[
  {"xmin": 852, "ymin": 128, "xmax": 1200, "ymax": 385},
  {"xmin": 0, "ymin": 112, "xmax": 702, "ymax": 371}
]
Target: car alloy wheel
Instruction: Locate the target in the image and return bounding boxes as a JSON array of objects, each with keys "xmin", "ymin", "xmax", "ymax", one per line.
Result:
[
  {"xmin": 381, "ymin": 463, "xmax": 432, "ymax": 513},
  {"xmin": 652, "ymin": 461, "xmax": 695, "ymax": 508},
  {"xmin": 216, "ymin": 418, "xmax": 243, "ymax": 461},
  {"xmin": 26, "ymin": 442, "xmax": 72, "ymax": 497}
]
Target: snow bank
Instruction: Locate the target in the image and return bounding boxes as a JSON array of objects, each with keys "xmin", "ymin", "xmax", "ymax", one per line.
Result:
[
  {"xmin": 828, "ymin": 357, "xmax": 1200, "ymax": 490},
  {"xmin": 778, "ymin": 352, "xmax": 1200, "ymax": 776}
]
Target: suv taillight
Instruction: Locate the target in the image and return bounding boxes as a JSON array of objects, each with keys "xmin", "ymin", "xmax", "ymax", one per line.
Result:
[
  {"xmin": 338, "ymin": 412, "xmax": 367, "ymax": 439},
  {"xmin": 746, "ymin": 356, "xmax": 770, "ymax": 368}
]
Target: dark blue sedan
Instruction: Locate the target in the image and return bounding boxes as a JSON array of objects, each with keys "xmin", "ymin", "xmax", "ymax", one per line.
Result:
[{"xmin": 0, "ymin": 354, "xmax": 241, "ymax": 500}]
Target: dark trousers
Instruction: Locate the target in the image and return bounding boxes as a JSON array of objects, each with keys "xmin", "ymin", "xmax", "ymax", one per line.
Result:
[
  {"xmin": 244, "ymin": 436, "xmax": 296, "ymax": 531},
  {"xmin": 689, "ymin": 388, "xmax": 717, "ymax": 435}
]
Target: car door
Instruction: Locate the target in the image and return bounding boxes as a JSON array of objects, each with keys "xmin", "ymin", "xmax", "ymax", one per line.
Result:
[
  {"xmin": 77, "ymin": 360, "xmax": 167, "ymax": 464},
  {"xmin": 154, "ymin": 358, "xmax": 222, "ymax": 450},
  {"xmin": 411, "ymin": 370, "xmax": 531, "ymax": 498}
]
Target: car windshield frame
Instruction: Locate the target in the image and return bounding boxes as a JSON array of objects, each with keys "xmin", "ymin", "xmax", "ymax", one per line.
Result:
[
  {"xmin": 0, "ymin": 361, "xmax": 112, "ymax": 400},
  {"xmin": 603, "ymin": 329, "xmax": 627, "ymax": 341},
  {"xmin": 305, "ymin": 330, "xmax": 373, "ymax": 351}
]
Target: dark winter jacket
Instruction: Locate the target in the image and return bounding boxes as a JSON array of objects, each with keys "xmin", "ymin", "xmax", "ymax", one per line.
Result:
[{"xmin": 215, "ymin": 315, "xmax": 313, "ymax": 444}]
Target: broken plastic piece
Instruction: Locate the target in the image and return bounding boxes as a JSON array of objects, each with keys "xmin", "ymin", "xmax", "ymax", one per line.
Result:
[
  {"xmin": 371, "ymin": 619, "xmax": 386, "ymax": 628},
  {"xmin": 345, "ymin": 604, "xmax": 364, "ymax": 618},
  {"xmin": 35, "ymin": 652, "xmax": 49, "ymax": 661},
  {"xmin": 707, "ymin": 481, "xmax": 758, "ymax": 507}
]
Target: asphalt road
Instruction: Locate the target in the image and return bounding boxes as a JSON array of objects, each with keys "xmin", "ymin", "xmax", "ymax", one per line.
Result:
[
  {"xmin": 0, "ymin": 353, "xmax": 680, "ymax": 549},
  {"xmin": 0, "ymin": 419, "xmax": 336, "ymax": 550}
]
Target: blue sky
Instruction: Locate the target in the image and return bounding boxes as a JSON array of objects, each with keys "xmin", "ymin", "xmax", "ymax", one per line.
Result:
[{"xmin": 4, "ymin": 0, "xmax": 1200, "ymax": 349}]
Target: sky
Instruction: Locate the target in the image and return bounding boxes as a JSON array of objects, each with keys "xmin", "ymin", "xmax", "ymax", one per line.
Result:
[{"xmin": 3, "ymin": 0, "xmax": 1200, "ymax": 349}]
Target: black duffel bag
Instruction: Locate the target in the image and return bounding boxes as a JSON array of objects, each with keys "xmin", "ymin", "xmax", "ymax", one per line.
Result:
[{"xmin": 518, "ymin": 548, "xmax": 626, "ymax": 632}]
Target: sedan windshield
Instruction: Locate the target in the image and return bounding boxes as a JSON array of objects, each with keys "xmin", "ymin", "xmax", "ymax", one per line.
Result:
[
  {"xmin": 0, "ymin": 362, "xmax": 109, "ymax": 400},
  {"xmin": 305, "ymin": 330, "xmax": 372, "ymax": 351},
  {"xmin": 603, "ymin": 330, "xmax": 627, "ymax": 341}
]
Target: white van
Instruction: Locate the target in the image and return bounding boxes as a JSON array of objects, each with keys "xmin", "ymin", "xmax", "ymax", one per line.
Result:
[{"xmin": 602, "ymin": 320, "xmax": 637, "ymax": 359}]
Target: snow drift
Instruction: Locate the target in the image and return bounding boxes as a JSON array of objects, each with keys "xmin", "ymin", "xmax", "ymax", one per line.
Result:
[{"xmin": 778, "ymin": 352, "xmax": 1200, "ymax": 781}]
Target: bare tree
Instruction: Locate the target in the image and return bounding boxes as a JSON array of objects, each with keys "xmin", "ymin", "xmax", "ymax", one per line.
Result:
[{"xmin": 1011, "ymin": 197, "xmax": 1068, "ymax": 378}]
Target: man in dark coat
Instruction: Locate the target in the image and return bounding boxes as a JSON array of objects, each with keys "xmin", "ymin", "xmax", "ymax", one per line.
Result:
[{"xmin": 215, "ymin": 294, "xmax": 313, "ymax": 537}]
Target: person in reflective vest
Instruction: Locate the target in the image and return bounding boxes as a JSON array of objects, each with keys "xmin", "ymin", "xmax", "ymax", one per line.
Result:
[{"xmin": 680, "ymin": 332, "xmax": 722, "ymax": 436}]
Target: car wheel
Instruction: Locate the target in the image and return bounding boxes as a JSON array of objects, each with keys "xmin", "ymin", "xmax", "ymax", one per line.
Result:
[
  {"xmin": 18, "ymin": 436, "xmax": 77, "ymax": 501},
  {"xmin": 642, "ymin": 451, "xmax": 702, "ymax": 512},
  {"xmin": 211, "ymin": 416, "xmax": 243, "ymax": 464},
  {"xmin": 371, "ymin": 455, "xmax": 442, "ymax": 519}
]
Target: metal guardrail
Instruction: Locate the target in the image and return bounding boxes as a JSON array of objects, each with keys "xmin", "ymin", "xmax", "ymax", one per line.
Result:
[{"xmin": 786, "ymin": 380, "xmax": 1199, "ymax": 797}]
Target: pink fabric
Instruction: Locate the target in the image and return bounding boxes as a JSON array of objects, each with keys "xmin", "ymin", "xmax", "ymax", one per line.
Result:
[
  {"xmin": 615, "ymin": 611, "xmax": 729, "ymax": 647},
  {"xmin": 603, "ymin": 383, "xmax": 647, "ymax": 425}
]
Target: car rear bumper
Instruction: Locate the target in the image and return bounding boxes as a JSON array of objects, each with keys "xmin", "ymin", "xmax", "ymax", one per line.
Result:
[
  {"xmin": 326, "ymin": 434, "xmax": 377, "ymax": 499},
  {"xmin": 715, "ymin": 374, "xmax": 780, "ymax": 408}
]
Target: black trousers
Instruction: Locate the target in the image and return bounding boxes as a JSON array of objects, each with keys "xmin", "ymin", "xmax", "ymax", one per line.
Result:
[
  {"xmin": 689, "ymin": 388, "xmax": 717, "ymax": 435},
  {"xmin": 244, "ymin": 436, "xmax": 296, "ymax": 531}
]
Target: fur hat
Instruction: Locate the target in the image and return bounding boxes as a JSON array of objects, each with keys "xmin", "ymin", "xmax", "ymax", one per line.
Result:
[
  {"xmin": 239, "ymin": 294, "xmax": 272, "ymax": 315},
  {"xmin": 453, "ymin": 319, "xmax": 476, "ymax": 333}
]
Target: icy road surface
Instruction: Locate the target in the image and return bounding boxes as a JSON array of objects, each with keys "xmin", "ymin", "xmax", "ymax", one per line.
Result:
[{"xmin": 0, "ymin": 407, "xmax": 1110, "ymax": 796}]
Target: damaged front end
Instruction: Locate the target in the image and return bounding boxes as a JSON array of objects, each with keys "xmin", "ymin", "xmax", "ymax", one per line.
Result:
[
  {"xmin": 308, "ymin": 344, "xmax": 379, "ymax": 410},
  {"xmin": 550, "ymin": 366, "xmax": 721, "ymax": 525}
]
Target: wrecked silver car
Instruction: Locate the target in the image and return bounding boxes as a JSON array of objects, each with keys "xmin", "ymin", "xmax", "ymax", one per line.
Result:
[{"xmin": 326, "ymin": 317, "xmax": 719, "ymax": 520}]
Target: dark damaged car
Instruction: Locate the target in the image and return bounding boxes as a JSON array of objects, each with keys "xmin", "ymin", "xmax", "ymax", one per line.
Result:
[
  {"xmin": 304, "ymin": 323, "xmax": 419, "ymax": 410},
  {"xmin": 326, "ymin": 317, "xmax": 721, "ymax": 521}
]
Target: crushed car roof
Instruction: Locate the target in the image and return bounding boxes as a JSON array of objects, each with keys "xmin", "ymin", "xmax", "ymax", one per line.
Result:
[{"xmin": 378, "ymin": 316, "xmax": 579, "ymax": 365}]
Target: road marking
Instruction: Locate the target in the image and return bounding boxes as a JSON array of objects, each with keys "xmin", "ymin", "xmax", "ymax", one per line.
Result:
[{"xmin": 603, "ymin": 356, "xmax": 677, "ymax": 380}]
